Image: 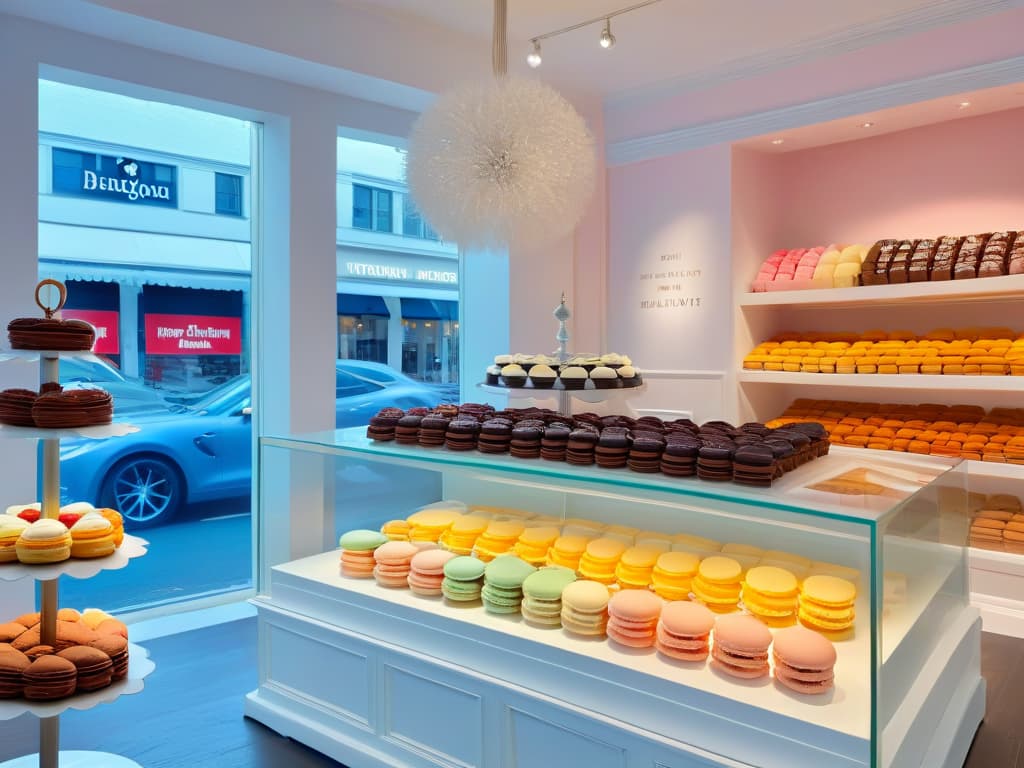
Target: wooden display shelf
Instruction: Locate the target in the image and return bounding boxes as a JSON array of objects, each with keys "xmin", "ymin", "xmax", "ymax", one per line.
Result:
[
  {"xmin": 736, "ymin": 371, "xmax": 1024, "ymax": 392},
  {"xmin": 738, "ymin": 274, "xmax": 1024, "ymax": 310}
]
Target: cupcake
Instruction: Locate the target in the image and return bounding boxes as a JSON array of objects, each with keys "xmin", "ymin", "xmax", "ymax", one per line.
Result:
[
  {"xmin": 600, "ymin": 353, "xmax": 625, "ymax": 370},
  {"xmin": 500, "ymin": 364, "xmax": 527, "ymax": 388},
  {"xmin": 559, "ymin": 366, "xmax": 589, "ymax": 390},
  {"xmin": 618, "ymin": 365, "xmax": 641, "ymax": 387},
  {"xmin": 485, "ymin": 365, "xmax": 502, "ymax": 385},
  {"xmin": 528, "ymin": 364, "xmax": 556, "ymax": 389},
  {"xmin": 589, "ymin": 366, "xmax": 619, "ymax": 389}
]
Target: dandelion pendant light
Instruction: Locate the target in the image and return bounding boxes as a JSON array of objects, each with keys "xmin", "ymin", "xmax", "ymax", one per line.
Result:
[{"xmin": 406, "ymin": 0, "xmax": 596, "ymax": 250}]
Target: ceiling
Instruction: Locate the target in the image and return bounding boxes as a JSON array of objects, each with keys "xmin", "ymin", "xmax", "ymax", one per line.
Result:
[
  {"xmin": 348, "ymin": 0, "xmax": 1013, "ymax": 99},
  {"xmin": 736, "ymin": 81, "xmax": 1024, "ymax": 153}
]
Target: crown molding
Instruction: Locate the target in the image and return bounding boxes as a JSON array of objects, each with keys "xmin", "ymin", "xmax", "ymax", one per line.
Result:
[
  {"xmin": 605, "ymin": 0, "xmax": 1023, "ymax": 112},
  {"xmin": 606, "ymin": 54, "xmax": 1024, "ymax": 166}
]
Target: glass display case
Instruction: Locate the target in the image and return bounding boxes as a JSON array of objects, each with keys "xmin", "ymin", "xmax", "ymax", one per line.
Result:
[{"xmin": 246, "ymin": 428, "xmax": 983, "ymax": 768}]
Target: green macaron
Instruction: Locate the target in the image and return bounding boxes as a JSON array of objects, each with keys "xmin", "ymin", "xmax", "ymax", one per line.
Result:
[
  {"xmin": 444, "ymin": 555, "xmax": 487, "ymax": 582},
  {"xmin": 522, "ymin": 566, "xmax": 577, "ymax": 600},
  {"xmin": 484, "ymin": 554, "xmax": 537, "ymax": 588},
  {"xmin": 339, "ymin": 529, "xmax": 389, "ymax": 551}
]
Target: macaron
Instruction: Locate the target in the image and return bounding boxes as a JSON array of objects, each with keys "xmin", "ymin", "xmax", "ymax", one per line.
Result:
[
  {"xmin": 0, "ymin": 515, "xmax": 30, "ymax": 563},
  {"xmin": 606, "ymin": 589, "xmax": 663, "ymax": 648},
  {"xmin": 22, "ymin": 654, "xmax": 78, "ymax": 700},
  {"xmin": 482, "ymin": 555, "xmax": 536, "ymax": 614},
  {"xmin": 408, "ymin": 549, "xmax": 457, "ymax": 596},
  {"xmin": 772, "ymin": 624, "xmax": 837, "ymax": 695},
  {"xmin": 692, "ymin": 556, "xmax": 743, "ymax": 613},
  {"xmin": 657, "ymin": 600, "xmax": 716, "ymax": 662},
  {"xmin": 513, "ymin": 526, "xmax": 561, "ymax": 567},
  {"xmin": 95, "ymin": 508, "xmax": 124, "ymax": 547},
  {"xmin": 407, "ymin": 507, "xmax": 462, "ymax": 543},
  {"xmin": 0, "ymin": 646, "xmax": 30, "ymax": 698},
  {"xmin": 742, "ymin": 565, "xmax": 799, "ymax": 627},
  {"xmin": 546, "ymin": 534, "xmax": 590, "ymax": 570},
  {"xmin": 578, "ymin": 538, "xmax": 627, "ymax": 585},
  {"xmin": 614, "ymin": 547, "xmax": 660, "ymax": 590},
  {"xmin": 474, "ymin": 520, "xmax": 526, "ymax": 562},
  {"xmin": 373, "ymin": 540, "xmax": 419, "ymax": 588},
  {"xmin": 712, "ymin": 613, "xmax": 772, "ymax": 679},
  {"xmin": 438, "ymin": 515, "xmax": 489, "ymax": 555},
  {"xmin": 651, "ymin": 551, "xmax": 700, "ymax": 601},
  {"xmin": 799, "ymin": 574, "xmax": 857, "ymax": 634},
  {"xmin": 560, "ymin": 580, "xmax": 611, "ymax": 637},
  {"xmin": 69, "ymin": 513, "xmax": 116, "ymax": 559},
  {"xmin": 16, "ymin": 519, "xmax": 72, "ymax": 564},
  {"xmin": 521, "ymin": 566, "xmax": 577, "ymax": 627},
  {"xmin": 339, "ymin": 529, "xmax": 388, "ymax": 578},
  {"xmin": 57, "ymin": 645, "xmax": 114, "ymax": 692},
  {"xmin": 441, "ymin": 554, "xmax": 486, "ymax": 602},
  {"xmin": 380, "ymin": 519, "xmax": 412, "ymax": 541}
]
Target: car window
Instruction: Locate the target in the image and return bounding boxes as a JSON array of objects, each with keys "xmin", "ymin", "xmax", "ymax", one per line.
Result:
[
  {"xmin": 336, "ymin": 369, "xmax": 380, "ymax": 398},
  {"xmin": 59, "ymin": 358, "xmax": 126, "ymax": 384}
]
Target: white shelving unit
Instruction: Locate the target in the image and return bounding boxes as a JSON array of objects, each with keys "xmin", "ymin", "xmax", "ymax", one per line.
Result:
[{"xmin": 737, "ymin": 371, "xmax": 1023, "ymax": 392}]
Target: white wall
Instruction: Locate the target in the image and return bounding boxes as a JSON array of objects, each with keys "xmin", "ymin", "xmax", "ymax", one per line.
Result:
[{"xmin": 606, "ymin": 144, "xmax": 733, "ymax": 423}]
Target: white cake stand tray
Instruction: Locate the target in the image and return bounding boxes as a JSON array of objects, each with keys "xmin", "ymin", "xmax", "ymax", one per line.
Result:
[{"xmin": 0, "ymin": 751, "xmax": 140, "ymax": 768}]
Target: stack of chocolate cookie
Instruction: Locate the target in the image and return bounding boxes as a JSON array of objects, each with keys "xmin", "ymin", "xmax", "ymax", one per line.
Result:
[
  {"xmin": 366, "ymin": 405, "xmax": 829, "ymax": 488},
  {"xmin": 0, "ymin": 386, "xmax": 112, "ymax": 429}
]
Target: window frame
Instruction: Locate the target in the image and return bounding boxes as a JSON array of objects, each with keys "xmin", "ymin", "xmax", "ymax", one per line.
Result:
[
  {"xmin": 351, "ymin": 183, "xmax": 393, "ymax": 233},
  {"xmin": 215, "ymin": 171, "xmax": 244, "ymax": 217}
]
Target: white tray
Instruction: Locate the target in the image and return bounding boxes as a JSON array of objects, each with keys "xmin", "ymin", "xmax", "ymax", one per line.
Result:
[
  {"xmin": 0, "ymin": 642, "xmax": 154, "ymax": 721},
  {"xmin": 0, "ymin": 350, "xmax": 102, "ymax": 363},
  {"xmin": 0, "ymin": 422, "xmax": 138, "ymax": 440},
  {"xmin": 477, "ymin": 382, "xmax": 646, "ymax": 403},
  {"xmin": 0, "ymin": 535, "xmax": 148, "ymax": 582}
]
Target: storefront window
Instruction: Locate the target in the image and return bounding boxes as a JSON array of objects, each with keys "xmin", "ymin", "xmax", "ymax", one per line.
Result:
[
  {"xmin": 38, "ymin": 79, "xmax": 254, "ymax": 612},
  {"xmin": 337, "ymin": 134, "xmax": 460, "ymax": 403}
]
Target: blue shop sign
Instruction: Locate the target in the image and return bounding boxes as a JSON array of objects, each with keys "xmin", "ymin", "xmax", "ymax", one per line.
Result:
[{"xmin": 52, "ymin": 148, "xmax": 177, "ymax": 208}]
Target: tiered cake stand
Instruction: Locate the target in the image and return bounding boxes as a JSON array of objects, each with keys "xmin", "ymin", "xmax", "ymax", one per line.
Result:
[
  {"xmin": 478, "ymin": 294, "xmax": 646, "ymax": 417},
  {"xmin": 0, "ymin": 345, "xmax": 154, "ymax": 768}
]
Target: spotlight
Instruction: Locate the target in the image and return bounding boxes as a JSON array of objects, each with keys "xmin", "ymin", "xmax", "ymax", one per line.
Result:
[
  {"xmin": 860, "ymin": 121, "xmax": 875, "ymax": 128},
  {"xmin": 599, "ymin": 18, "xmax": 616, "ymax": 48},
  {"xmin": 771, "ymin": 138, "xmax": 784, "ymax": 145},
  {"xmin": 527, "ymin": 39, "xmax": 542, "ymax": 68},
  {"xmin": 958, "ymin": 101, "xmax": 971, "ymax": 109}
]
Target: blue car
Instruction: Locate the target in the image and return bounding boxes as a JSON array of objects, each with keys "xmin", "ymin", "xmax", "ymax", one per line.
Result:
[{"xmin": 59, "ymin": 360, "xmax": 443, "ymax": 528}]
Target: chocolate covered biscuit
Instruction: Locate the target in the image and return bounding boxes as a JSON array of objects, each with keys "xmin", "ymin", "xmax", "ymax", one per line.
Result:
[
  {"xmin": 929, "ymin": 235, "xmax": 964, "ymax": 281},
  {"xmin": 978, "ymin": 231, "xmax": 1015, "ymax": 278},
  {"xmin": 887, "ymin": 239, "xmax": 917, "ymax": 284},
  {"xmin": 953, "ymin": 233, "xmax": 991, "ymax": 280},
  {"xmin": 907, "ymin": 238, "xmax": 938, "ymax": 282}
]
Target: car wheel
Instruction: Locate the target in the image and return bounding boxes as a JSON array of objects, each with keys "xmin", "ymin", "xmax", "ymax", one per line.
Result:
[{"xmin": 100, "ymin": 456, "xmax": 183, "ymax": 529}]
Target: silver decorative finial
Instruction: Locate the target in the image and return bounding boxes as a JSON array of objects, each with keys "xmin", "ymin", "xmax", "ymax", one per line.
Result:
[{"xmin": 554, "ymin": 292, "xmax": 570, "ymax": 362}]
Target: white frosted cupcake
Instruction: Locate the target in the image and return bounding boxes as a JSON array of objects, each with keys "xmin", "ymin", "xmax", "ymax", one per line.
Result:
[
  {"xmin": 494, "ymin": 354, "xmax": 514, "ymax": 366},
  {"xmin": 528, "ymin": 364, "xmax": 557, "ymax": 389},
  {"xmin": 485, "ymin": 364, "xmax": 502, "ymax": 385},
  {"xmin": 558, "ymin": 366, "xmax": 588, "ymax": 390},
  {"xmin": 589, "ymin": 365, "xmax": 619, "ymax": 389},
  {"xmin": 500, "ymin": 364, "xmax": 527, "ymax": 388},
  {"xmin": 617, "ymin": 365, "xmax": 640, "ymax": 387}
]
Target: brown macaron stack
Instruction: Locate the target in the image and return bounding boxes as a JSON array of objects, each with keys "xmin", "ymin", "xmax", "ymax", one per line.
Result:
[
  {"xmin": 22, "ymin": 655, "xmax": 79, "ymax": 700},
  {"xmin": 444, "ymin": 418, "xmax": 480, "ymax": 451},
  {"xmin": 509, "ymin": 424, "xmax": 542, "ymax": 459},
  {"xmin": 58, "ymin": 646, "xmax": 114, "ymax": 692},
  {"xmin": 627, "ymin": 433, "xmax": 665, "ymax": 473},
  {"xmin": 539, "ymin": 424, "xmax": 571, "ymax": 461},
  {"xmin": 31, "ymin": 389, "xmax": 113, "ymax": 429},
  {"xmin": 365, "ymin": 407, "xmax": 405, "ymax": 441},
  {"xmin": 88, "ymin": 635, "xmax": 129, "ymax": 681},
  {"xmin": 0, "ymin": 389, "xmax": 38, "ymax": 427},
  {"xmin": 0, "ymin": 645, "xmax": 30, "ymax": 698},
  {"xmin": 7, "ymin": 317, "xmax": 95, "ymax": 351},
  {"xmin": 394, "ymin": 413, "xmax": 423, "ymax": 445},
  {"xmin": 417, "ymin": 414, "xmax": 450, "ymax": 447},
  {"xmin": 477, "ymin": 418, "xmax": 513, "ymax": 453},
  {"xmin": 595, "ymin": 428, "xmax": 630, "ymax": 468}
]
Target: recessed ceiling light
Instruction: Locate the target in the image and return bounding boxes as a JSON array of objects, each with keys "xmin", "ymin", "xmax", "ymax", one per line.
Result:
[
  {"xmin": 771, "ymin": 138, "xmax": 784, "ymax": 145},
  {"xmin": 860, "ymin": 121, "xmax": 875, "ymax": 128},
  {"xmin": 958, "ymin": 101, "xmax": 971, "ymax": 109}
]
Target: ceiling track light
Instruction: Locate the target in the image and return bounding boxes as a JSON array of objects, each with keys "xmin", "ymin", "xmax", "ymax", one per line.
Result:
[
  {"xmin": 527, "ymin": 39, "xmax": 542, "ymax": 68},
  {"xmin": 525, "ymin": 0, "xmax": 661, "ymax": 68},
  {"xmin": 599, "ymin": 18, "xmax": 616, "ymax": 49}
]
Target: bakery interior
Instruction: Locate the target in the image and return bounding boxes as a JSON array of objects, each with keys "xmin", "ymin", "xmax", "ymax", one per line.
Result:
[{"xmin": 1, "ymin": 1, "xmax": 1024, "ymax": 767}]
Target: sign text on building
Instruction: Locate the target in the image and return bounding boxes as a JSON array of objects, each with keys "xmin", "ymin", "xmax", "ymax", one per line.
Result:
[{"xmin": 144, "ymin": 314, "xmax": 241, "ymax": 355}]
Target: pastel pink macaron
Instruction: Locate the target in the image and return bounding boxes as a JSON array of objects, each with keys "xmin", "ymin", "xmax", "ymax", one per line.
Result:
[
  {"xmin": 408, "ymin": 548, "xmax": 457, "ymax": 596},
  {"xmin": 657, "ymin": 601, "xmax": 716, "ymax": 662},
  {"xmin": 606, "ymin": 589, "xmax": 663, "ymax": 649},
  {"xmin": 373, "ymin": 541, "xmax": 419, "ymax": 588},
  {"xmin": 772, "ymin": 625, "xmax": 837, "ymax": 695},
  {"xmin": 712, "ymin": 613, "xmax": 772, "ymax": 679}
]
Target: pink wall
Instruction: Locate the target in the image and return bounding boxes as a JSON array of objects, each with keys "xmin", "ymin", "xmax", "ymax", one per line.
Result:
[
  {"xmin": 606, "ymin": 7, "xmax": 1024, "ymax": 144},
  {"xmin": 771, "ymin": 106, "xmax": 1024, "ymax": 247},
  {"xmin": 607, "ymin": 143, "xmax": 733, "ymax": 371}
]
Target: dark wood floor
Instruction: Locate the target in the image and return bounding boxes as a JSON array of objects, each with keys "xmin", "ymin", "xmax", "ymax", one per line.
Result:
[{"xmin": 0, "ymin": 618, "xmax": 1020, "ymax": 767}]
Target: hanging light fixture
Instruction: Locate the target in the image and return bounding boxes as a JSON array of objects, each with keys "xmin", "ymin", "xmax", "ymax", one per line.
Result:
[
  {"xmin": 524, "ymin": 0, "xmax": 660, "ymax": 67},
  {"xmin": 406, "ymin": 0, "xmax": 595, "ymax": 249},
  {"xmin": 599, "ymin": 18, "xmax": 616, "ymax": 49},
  {"xmin": 526, "ymin": 39, "xmax": 542, "ymax": 68}
]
